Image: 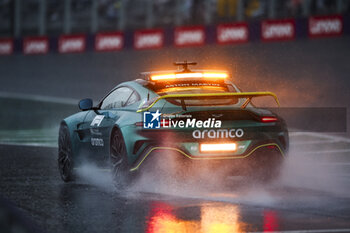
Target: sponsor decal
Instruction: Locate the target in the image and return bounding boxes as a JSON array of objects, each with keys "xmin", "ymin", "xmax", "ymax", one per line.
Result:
[
  {"xmin": 58, "ymin": 35, "xmax": 86, "ymax": 53},
  {"xmin": 192, "ymin": 128, "xmax": 244, "ymax": 139},
  {"xmin": 95, "ymin": 32, "xmax": 123, "ymax": 51},
  {"xmin": 0, "ymin": 39, "xmax": 13, "ymax": 55},
  {"xmin": 217, "ymin": 23, "xmax": 249, "ymax": 44},
  {"xmin": 23, "ymin": 36, "xmax": 49, "ymax": 55},
  {"xmin": 134, "ymin": 29, "xmax": 164, "ymax": 50},
  {"xmin": 143, "ymin": 110, "xmax": 222, "ymax": 129},
  {"xmin": 91, "ymin": 115, "xmax": 105, "ymax": 127},
  {"xmin": 261, "ymin": 19, "xmax": 295, "ymax": 41},
  {"xmin": 162, "ymin": 118, "xmax": 221, "ymax": 128},
  {"xmin": 142, "ymin": 110, "xmax": 244, "ymax": 139},
  {"xmin": 91, "ymin": 137, "xmax": 104, "ymax": 147},
  {"xmin": 143, "ymin": 110, "xmax": 162, "ymax": 129},
  {"xmin": 309, "ymin": 15, "xmax": 343, "ymax": 38},
  {"xmin": 174, "ymin": 26, "xmax": 205, "ymax": 47}
]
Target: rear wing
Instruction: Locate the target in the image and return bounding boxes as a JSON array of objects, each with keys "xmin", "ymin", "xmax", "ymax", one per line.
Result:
[{"xmin": 137, "ymin": 92, "xmax": 280, "ymax": 112}]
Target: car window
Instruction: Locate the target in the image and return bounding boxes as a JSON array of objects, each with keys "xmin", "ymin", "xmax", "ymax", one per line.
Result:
[
  {"xmin": 100, "ymin": 87, "xmax": 133, "ymax": 109},
  {"xmin": 125, "ymin": 91, "xmax": 140, "ymax": 106}
]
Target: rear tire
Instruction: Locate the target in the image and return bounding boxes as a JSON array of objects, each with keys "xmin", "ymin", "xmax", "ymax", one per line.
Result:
[
  {"xmin": 58, "ymin": 124, "xmax": 74, "ymax": 182},
  {"xmin": 110, "ymin": 128, "xmax": 130, "ymax": 190}
]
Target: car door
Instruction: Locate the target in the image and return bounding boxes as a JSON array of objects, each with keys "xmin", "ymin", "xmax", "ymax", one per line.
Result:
[{"xmin": 83, "ymin": 87, "xmax": 135, "ymax": 162}]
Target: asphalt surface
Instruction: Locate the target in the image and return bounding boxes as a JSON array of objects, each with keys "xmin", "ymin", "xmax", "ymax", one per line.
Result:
[{"xmin": 1, "ymin": 141, "xmax": 350, "ymax": 233}]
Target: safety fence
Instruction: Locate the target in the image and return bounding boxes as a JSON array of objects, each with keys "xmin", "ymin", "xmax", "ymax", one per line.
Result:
[{"xmin": 0, "ymin": 14, "xmax": 349, "ymax": 55}]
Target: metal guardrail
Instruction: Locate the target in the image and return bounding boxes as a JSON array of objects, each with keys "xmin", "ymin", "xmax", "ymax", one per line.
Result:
[{"xmin": 0, "ymin": 0, "xmax": 349, "ymax": 37}]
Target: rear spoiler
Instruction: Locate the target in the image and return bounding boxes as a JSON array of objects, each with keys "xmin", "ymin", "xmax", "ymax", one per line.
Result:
[{"xmin": 137, "ymin": 91, "xmax": 280, "ymax": 112}]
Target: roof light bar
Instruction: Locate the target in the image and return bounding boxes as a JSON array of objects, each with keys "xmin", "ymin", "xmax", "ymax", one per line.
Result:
[
  {"xmin": 203, "ymin": 73, "xmax": 228, "ymax": 78},
  {"xmin": 150, "ymin": 72, "xmax": 228, "ymax": 81},
  {"xmin": 150, "ymin": 74, "xmax": 176, "ymax": 80}
]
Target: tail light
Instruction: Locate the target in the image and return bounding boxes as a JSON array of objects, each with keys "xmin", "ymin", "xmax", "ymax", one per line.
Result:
[
  {"xmin": 160, "ymin": 119, "xmax": 170, "ymax": 127},
  {"xmin": 261, "ymin": 116, "xmax": 278, "ymax": 123}
]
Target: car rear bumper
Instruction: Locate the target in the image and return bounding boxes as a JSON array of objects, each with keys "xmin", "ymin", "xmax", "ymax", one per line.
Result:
[{"xmin": 129, "ymin": 142, "xmax": 285, "ymax": 172}]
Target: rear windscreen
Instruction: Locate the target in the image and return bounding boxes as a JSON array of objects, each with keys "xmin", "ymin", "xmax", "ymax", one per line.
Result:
[{"xmin": 153, "ymin": 82, "xmax": 239, "ymax": 106}]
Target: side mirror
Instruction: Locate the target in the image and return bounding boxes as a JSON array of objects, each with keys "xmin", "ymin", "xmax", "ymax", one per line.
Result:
[{"xmin": 78, "ymin": 98, "xmax": 93, "ymax": 111}]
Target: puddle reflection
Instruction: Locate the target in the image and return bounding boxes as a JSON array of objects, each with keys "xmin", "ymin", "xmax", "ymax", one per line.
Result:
[
  {"xmin": 57, "ymin": 185, "xmax": 280, "ymax": 233},
  {"xmin": 146, "ymin": 202, "xmax": 252, "ymax": 233}
]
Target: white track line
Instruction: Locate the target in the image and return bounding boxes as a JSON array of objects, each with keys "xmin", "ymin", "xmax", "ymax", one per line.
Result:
[
  {"xmin": 251, "ymin": 229, "xmax": 350, "ymax": 233},
  {"xmin": 0, "ymin": 91, "xmax": 79, "ymax": 105},
  {"xmin": 321, "ymin": 163, "xmax": 350, "ymax": 166},
  {"xmin": 0, "ymin": 142, "xmax": 57, "ymax": 148},
  {"xmin": 302, "ymin": 149, "xmax": 350, "ymax": 154},
  {"xmin": 290, "ymin": 132, "xmax": 350, "ymax": 143},
  {"xmin": 290, "ymin": 140, "xmax": 336, "ymax": 145}
]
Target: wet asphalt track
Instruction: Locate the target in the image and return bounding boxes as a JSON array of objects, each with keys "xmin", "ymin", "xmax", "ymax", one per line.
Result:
[{"xmin": 1, "ymin": 144, "xmax": 350, "ymax": 233}]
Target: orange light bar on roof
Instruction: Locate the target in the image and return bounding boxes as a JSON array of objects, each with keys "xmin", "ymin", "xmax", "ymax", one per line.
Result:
[
  {"xmin": 150, "ymin": 72, "xmax": 228, "ymax": 81},
  {"xmin": 203, "ymin": 73, "xmax": 228, "ymax": 78},
  {"xmin": 200, "ymin": 143, "xmax": 237, "ymax": 153}
]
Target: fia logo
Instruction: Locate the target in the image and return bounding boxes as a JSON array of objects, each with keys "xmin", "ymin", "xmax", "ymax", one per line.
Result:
[
  {"xmin": 143, "ymin": 110, "xmax": 161, "ymax": 129},
  {"xmin": 91, "ymin": 115, "xmax": 104, "ymax": 127}
]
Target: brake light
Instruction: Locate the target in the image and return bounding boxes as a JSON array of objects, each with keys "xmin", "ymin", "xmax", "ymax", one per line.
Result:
[
  {"xmin": 160, "ymin": 119, "xmax": 170, "ymax": 127},
  {"xmin": 261, "ymin": 116, "xmax": 278, "ymax": 123},
  {"xmin": 150, "ymin": 72, "xmax": 228, "ymax": 81},
  {"xmin": 203, "ymin": 73, "xmax": 228, "ymax": 78},
  {"xmin": 200, "ymin": 143, "xmax": 237, "ymax": 152}
]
